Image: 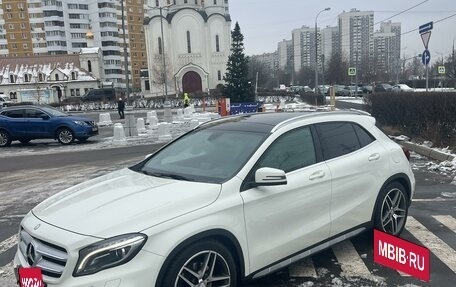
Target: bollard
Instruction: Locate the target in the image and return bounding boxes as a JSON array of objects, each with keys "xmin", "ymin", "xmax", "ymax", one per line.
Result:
[
  {"xmin": 124, "ymin": 113, "xmax": 138, "ymax": 137},
  {"xmin": 112, "ymin": 123, "xmax": 127, "ymax": 145},
  {"xmin": 98, "ymin": 113, "xmax": 113, "ymax": 126},
  {"xmin": 157, "ymin": 123, "xmax": 172, "ymax": 141},
  {"xmin": 136, "ymin": 118, "xmax": 147, "ymax": 134},
  {"xmin": 148, "ymin": 116, "xmax": 159, "ymax": 129},
  {"xmin": 146, "ymin": 111, "xmax": 157, "ymax": 124}
]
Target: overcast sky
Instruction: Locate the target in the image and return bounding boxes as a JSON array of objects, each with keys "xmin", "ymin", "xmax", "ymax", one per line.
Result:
[{"xmin": 229, "ymin": 0, "xmax": 456, "ymax": 60}]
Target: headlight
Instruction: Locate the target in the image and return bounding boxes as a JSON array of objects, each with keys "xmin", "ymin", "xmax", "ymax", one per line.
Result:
[
  {"xmin": 73, "ymin": 233, "xmax": 147, "ymax": 277},
  {"xmin": 74, "ymin": 120, "xmax": 89, "ymax": 126}
]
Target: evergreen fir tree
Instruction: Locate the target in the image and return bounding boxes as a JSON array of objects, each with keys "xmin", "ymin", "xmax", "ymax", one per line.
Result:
[{"xmin": 224, "ymin": 22, "xmax": 254, "ymax": 103}]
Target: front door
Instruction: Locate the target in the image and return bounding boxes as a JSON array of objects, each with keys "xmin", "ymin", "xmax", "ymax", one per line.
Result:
[
  {"xmin": 241, "ymin": 126, "xmax": 332, "ymax": 272},
  {"xmin": 182, "ymin": 71, "xmax": 202, "ymax": 93}
]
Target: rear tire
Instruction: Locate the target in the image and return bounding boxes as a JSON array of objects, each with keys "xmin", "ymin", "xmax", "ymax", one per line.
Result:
[
  {"xmin": 161, "ymin": 240, "xmax": 238, "ymax": 287},
  {"xmin": 0, "ymin": 130, "xmax": 12, "ymax": 147},
  {"xmin": 374, "ymin": 182, "xmax": 408, "ymax": 236},
  {"xmin": 57, "ymin": 128, "xmax": 74, "ymax": 145}
]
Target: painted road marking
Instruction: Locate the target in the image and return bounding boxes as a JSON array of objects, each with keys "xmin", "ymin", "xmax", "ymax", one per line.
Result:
[
  {"xmin": 433, "ymin": 215, "xmax": 456, "ymax": 234},
  {"xmin": 0, "ymin": 234, "xmax": 18, "ymax": 254},
  {"xmin": 412, "ymin": 198, "xmax": 456, "ymax": 202},
  {"xmin": 332, "ymin": 240, "xmax": 372, "ymax": 278},
  {"xmin": 288, "ymin": 257, "xmax": 317, "ymax": 278},
  {"xmin": 406, "ymin": 217, "xmax": 456, "ymax": 273}
]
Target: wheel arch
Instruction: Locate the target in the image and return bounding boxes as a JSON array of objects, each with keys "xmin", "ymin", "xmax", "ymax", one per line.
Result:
[
  {"xmin": 155, "ymin": 228, "xmax": 245, "ymax": 286},
  {"xmin": 371, "ymin": 173, "xmax": 412, "ymax": 222}
]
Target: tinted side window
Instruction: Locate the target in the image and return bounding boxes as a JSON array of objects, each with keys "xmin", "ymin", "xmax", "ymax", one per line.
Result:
[
  {"xmin": 316, "ymin": 122, "xmax": 360, "ymax": 160},
  {"xmin": 353, "ymin": 123, "xmax": 375, "ymax": 147},
  {"xmin": 25, "ymin": 109, "xmax": 47, "ymax": 118},
  {"xmin": 257, "ymin": 127, "xmax": 316, "ymax": 173},
  {"xmin": 4, "ymin": 109, "xmax": 24, "ymax": 118}
]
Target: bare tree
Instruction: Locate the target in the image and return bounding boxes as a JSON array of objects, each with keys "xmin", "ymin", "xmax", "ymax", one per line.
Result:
[
  {"xmin": 151, "ymin": 54, "xmax": 174, "ymax": 89},
  {"xmin": 326, "ymin": 52, "xmax": 349, "ymax": 85}
]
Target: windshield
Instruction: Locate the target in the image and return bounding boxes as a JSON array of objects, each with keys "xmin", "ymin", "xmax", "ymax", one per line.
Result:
[
  {"xmin": 40, "ymin": 106, "xmax": 68, "ymax": 117},
  {"xmin": 139, "ymin": 128, "xmax": 267, "ymax": 183}
]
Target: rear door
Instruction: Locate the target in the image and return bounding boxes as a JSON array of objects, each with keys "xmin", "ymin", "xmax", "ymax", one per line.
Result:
[
  {"xmin": 315, "ymin": 121, "xmax": 388, "ymax": 236},
  {"xmin": 241, "ymin": 126, "xmax": 332, "ymax": 272},
  {"xmin": 1, "ymin": 109, "xmax": 27, "ymax": 137}
]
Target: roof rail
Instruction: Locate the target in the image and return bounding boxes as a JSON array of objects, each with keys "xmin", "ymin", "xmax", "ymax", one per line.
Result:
[{"xmin": 271, "ymin": 109, "xmax": 371, "ymax": 133}]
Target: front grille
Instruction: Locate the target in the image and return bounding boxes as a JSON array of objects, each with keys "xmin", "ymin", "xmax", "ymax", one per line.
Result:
[{"xmin": 19, "ymin": 229, "xmax": 68, "ymax": 278}]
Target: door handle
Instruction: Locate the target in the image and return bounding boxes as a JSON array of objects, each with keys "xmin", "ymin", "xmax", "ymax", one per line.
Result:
[
  {"xmin": 309, "ymin": 170, "xmax": 325, "ymax": 180},
  {"xmin": 368, "ymin": 153, "xmax": 380, "ymax": 161}
]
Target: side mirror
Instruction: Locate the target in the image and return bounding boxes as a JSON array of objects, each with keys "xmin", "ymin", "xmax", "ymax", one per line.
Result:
[
  {"xmin": 255, "ymin": 167, "xmax": 287, "ymax": 186},
  {"xmin": 41, "ymin": 115, "xmax": 50, "ymax": 120}
]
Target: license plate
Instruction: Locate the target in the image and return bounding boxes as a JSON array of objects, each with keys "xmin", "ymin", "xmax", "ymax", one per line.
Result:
[{"xmin": 15, "ymin": 267, "xmax": 45, "ymax": 287}]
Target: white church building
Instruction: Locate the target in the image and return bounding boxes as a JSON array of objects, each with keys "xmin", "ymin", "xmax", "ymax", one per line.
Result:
[{"xmin": 144, "ymin": 0, "xmax": 231, "ymax": 97}]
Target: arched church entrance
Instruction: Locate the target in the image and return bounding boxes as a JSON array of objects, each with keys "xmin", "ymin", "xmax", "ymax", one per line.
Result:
[{"xmin": 182, "ymin": 71, "xmax": 202, "ymax": 93}]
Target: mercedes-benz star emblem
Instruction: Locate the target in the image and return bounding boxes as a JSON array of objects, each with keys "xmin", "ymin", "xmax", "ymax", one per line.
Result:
[{"xmin": 26, "ymin": 243, "xmax": 40, "ymax": 266}]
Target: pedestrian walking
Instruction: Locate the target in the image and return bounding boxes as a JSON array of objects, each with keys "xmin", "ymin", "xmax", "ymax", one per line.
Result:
[
  {"xmin": 183, "ymin": 93, "xmax": 190, "ymax": 108},
  {"xmin": 118, "ymin": 98, "xmax": 125, "ymax": 119}
]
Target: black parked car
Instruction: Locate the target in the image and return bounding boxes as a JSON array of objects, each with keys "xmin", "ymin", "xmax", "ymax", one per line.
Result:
[
  {"xmin": 0, "ymin": 105, "xmax": 98, "ymax": 147},
  {"xmin": 374, "ymin": 83, "xmax": 393, "ymax": 93}
]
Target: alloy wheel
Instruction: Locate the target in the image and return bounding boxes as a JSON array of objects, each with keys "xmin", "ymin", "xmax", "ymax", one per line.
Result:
[
  {"xmin": 175, "ymin": 250, "xmax": 231, "ymax": 287},
  {"xmin": 58, "ymin": 129, "xmax": 73, "ymax": 144},
  {"xmin": 380, "ymin": 188, "xmax": 407, "ymax": 235}
]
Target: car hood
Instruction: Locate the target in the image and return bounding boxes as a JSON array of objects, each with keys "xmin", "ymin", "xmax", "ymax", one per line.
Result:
[{"xmin": 32, "ymin": 168, "xmax": 221, "ymax": 238}]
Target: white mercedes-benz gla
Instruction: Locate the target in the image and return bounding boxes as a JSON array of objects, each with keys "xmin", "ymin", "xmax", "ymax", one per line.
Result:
[{"xmin": 15, "ymin": 111, "xmax": 415, "ymax": 286}]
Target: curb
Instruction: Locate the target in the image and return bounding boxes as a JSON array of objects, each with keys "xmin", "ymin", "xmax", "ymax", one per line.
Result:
[{"xmin": 398, "ymin": 141, "xmax": 455, "ymax": 162}]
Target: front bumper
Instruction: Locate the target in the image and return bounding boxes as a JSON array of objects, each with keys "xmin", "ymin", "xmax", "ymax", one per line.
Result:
[
  {"xmin": 14, "ymin": 213, "xmax": 164, "ymax": 287},
  {"xmin": 74, "ymin": 125, "xmax": 98, "ymax": 137}
]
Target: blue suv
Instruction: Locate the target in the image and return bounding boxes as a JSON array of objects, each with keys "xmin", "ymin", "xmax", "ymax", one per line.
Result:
[{"xmin": 0, "ymin": 105, "xmax": 98, "ymax": 147}]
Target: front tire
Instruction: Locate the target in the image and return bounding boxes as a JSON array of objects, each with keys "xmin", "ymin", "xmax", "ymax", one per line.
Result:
[
  {"xmin": 57, "ymin": 128, "xmax": 74, "ymax": 145},
  {"xmin": 374, "ymin": 182, "xmax": 408, "ymax": 236},
  {"xmin": 0, "ymin": 130, "xmax": 12, "ymax": 147},
  {"xmin": 161, "ymin": 240, "xmax": 238, "ymax": 287}
]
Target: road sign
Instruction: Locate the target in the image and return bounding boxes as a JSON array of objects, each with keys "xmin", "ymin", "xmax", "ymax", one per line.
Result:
[
  {"xmin": 422, "ymin": 50, "xmax": 431, "ymax": 65},
  {"xmin": 348, "ymin": 67, "xmax": 356, "ymax": 76},
  {"xmin": 438, "ymin": 66, "xmax": 446, "ymax": 74},
  {"xmin": 420, "ymin": 31, "xmax": 431, "ymax": 49},
  {"xmin": 419, "ymin": 21, "xmax": 433, "ymax": 34}
]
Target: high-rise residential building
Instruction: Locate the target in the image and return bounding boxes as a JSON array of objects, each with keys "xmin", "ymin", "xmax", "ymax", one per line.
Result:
[
  {"xmin": 251, "ymin": 52, "xmax": 278, "ymax": 77},
  {"xmin": 374, "ymin": 21, "xmax": 401, "ymax": 81},
  {"xmin": 339, "ymin": 9, "xmax": 374, "ymax": 75},
  {"xmin": 0, "ymin": 0, "xmax": 148, "ymax": 91},
  {"xmin": 321, "ymin": 26, "xmax": 340, "ymax": 65},
  {"xmin": 144, "ymin": 0, "xmax": 231, "ymax": 97},
  {"xmin": 277, "ymin": 39, "xmax": 292, "ymax": 71},
  {"xmin": 291, "ymin": 25, "xmax": 321, "ymax": 73}
]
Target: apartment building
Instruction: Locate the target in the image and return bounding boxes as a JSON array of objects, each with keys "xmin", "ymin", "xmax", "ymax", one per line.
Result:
[{"xmin": 0, "ymin": 0, "xmax": 147, "ymax": 91}]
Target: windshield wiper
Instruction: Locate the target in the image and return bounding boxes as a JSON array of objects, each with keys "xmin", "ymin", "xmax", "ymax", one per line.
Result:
[{"xmin": 142, "ymin": 170, "xmax": 194, "ymax": 181}]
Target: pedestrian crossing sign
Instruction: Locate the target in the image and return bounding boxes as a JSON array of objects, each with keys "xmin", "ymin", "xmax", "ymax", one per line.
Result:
[
  {"xmin": 348, "ymin": 67, "xmax": 356, "ymax": 76},
  {"xmin": 438, "ymin": 66, "xmax": 446, "ymax": 74}
]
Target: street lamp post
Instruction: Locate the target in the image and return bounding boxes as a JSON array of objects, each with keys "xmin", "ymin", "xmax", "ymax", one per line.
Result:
[{"xmin": 315, "ymin": 7, "xmax": 330, "ymax": 95}]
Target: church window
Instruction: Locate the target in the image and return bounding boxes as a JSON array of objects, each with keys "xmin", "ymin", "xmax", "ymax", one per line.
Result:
[
  {"xmin": 217, "ymin": 70, "xmax": 222, "ymax": 81},
  {"xmin": 38, "ymin": 73, "xmax": 44, "ymax": 82},
  {"xmin": 195, "ymin": 0, "xmax": 197, "ymax": 4},
  {"xmin": 88, "ymin": 60, "xmax": 92, "ymax": 72},
  {"xmin": 213, "ymin": 0, "xmax": 216, "ymax": 4},
  {"xmin": 186, "ymin": 31, "xmax": 191, "ymax": 53},
  {"xmin": 156, "ymin": 0, "xmax": 159, "ymax": 6},
  {"xmin": 215, "ymin": 35, "xmax": 220, "ymax": 52},
  {"xmin": 158, "ymin": 37, "xmax": 163, "ymax": 54},
  {"xmin": 184, "ymin": 0, "xmax": 187, "ymax": 3},
  {"xmin": 55, "ymin": 74, "xmax": 59, "ymax": 81}
]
